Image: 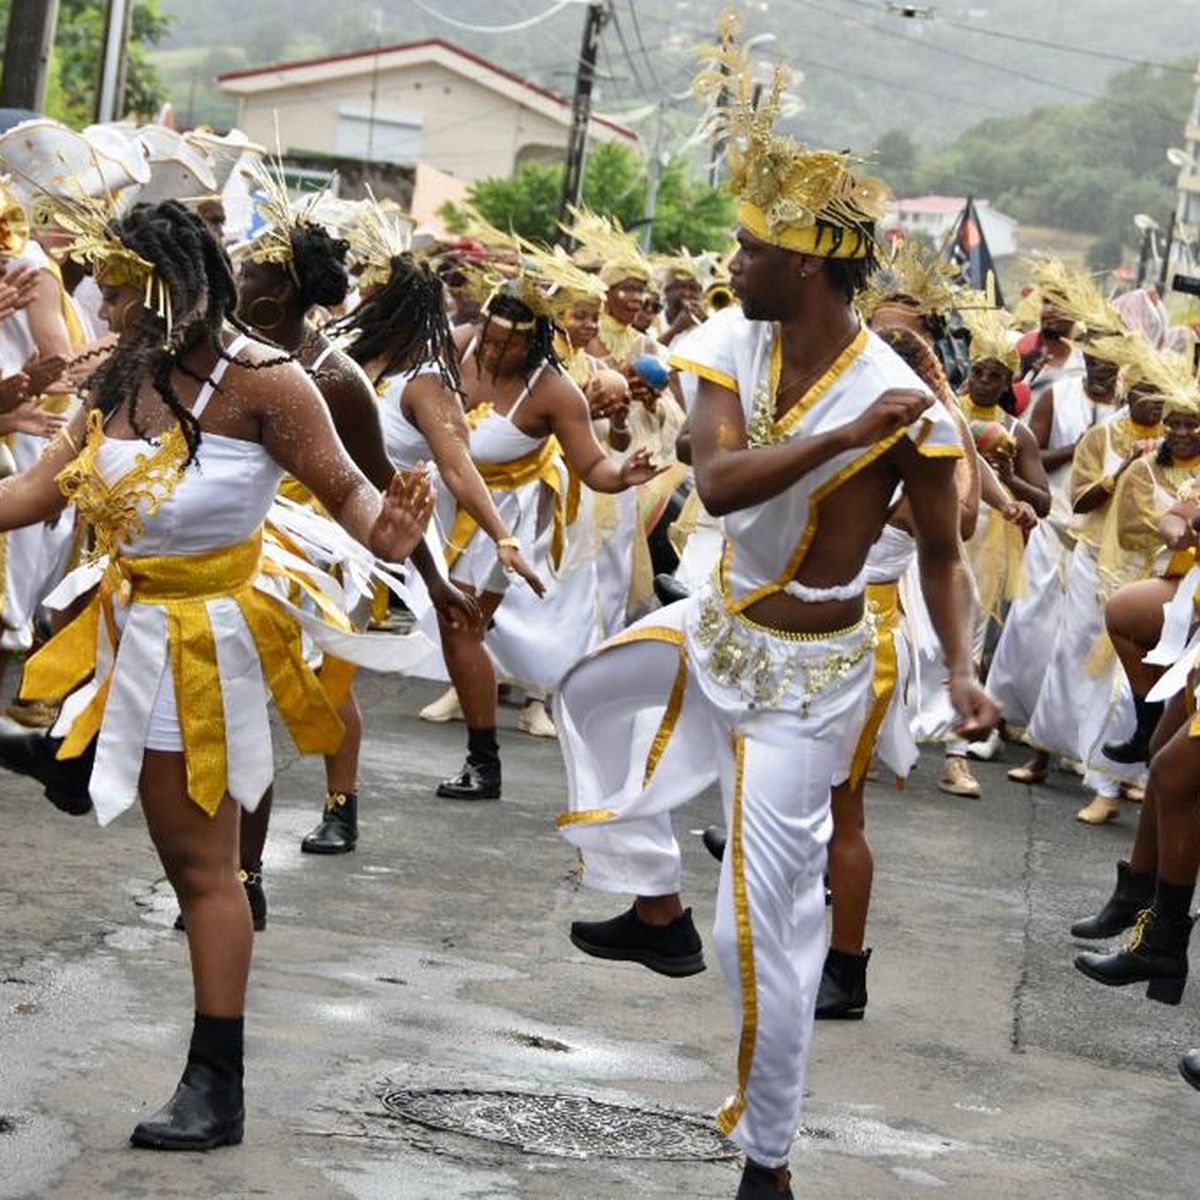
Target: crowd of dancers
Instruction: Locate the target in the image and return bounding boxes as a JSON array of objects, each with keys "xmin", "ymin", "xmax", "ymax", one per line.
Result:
[{"xmin": 1, "ymin": 12, "xmax": 1199, "ymax": 1198}]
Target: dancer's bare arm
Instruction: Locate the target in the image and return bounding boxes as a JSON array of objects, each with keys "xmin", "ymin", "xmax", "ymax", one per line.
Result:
[{"xmin": 0, "ymin": 409, "xmax": 84, "ymax": 530}]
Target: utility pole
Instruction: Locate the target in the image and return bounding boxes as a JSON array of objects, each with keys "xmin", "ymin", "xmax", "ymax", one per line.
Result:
[
  {"xmin": 95, "ymin": 0, "xmax": 134, "ymax": 123},
  {"xmin": 556, "ymin": 2, "xmax": 608, "ymax": 239},
  {"xmin": 640, "ymin": 99, "xmax": 669, "ymax": 251},
  {"xmin": 0, "ymin": 0, "xmax": 59, "ymax": 112}
]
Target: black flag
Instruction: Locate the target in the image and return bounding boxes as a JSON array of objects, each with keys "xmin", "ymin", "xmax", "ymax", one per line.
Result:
[{"xmin": 948, "ymin": 197, "xmax": 1004, "ymax": 309}]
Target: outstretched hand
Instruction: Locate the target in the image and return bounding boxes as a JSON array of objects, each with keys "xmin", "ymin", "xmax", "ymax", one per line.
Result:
[
  {"xmin": 369, "ymin": 467, "xmax": 434, "ymax": 564},
  {"xmin": 498, "ymin": 542, "xmax": 546, "ymax": 596},
  {"xmin": 618, "ymin": 447, "xmax": 663, "ymax": 488},
  {"xmin": 23, "ymin": 352, "xmax": 69, "ymax": 396},
  {"xmin": 0, "ymin": 264, "xmax": 39, "ymax": 324}
]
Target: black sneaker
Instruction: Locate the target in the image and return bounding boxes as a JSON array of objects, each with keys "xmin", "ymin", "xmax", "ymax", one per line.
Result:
[
  {"xmin": 736, "ymin": 1160, "xmax": 794, "ymax": 1198},
  {"xmin": 570, "ymin": 905, "xmax": 705, "ymax": 977}
]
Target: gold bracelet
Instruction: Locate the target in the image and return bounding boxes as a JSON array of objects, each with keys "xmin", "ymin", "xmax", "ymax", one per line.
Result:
[{"xmin": 496, "ymin": 536, "xmax": 520, "ymax": 550}]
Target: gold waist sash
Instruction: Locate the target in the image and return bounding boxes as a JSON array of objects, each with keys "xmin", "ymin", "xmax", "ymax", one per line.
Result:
[
  {"xmin": 848, "ymin": 580, "xmax": 902, "ymax": 789},
  {"xmin": 444, "ymin": 437, "xmax": 579, "ymax": 572},
  {"xmin": 22, "ymin": 532, "xmax": 346, "ymax": 816}
]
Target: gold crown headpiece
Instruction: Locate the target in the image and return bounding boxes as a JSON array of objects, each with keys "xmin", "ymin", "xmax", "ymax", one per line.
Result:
[
  {"xmin": 38, "ymin": 190, "xmax": 171, "ymax": 332},
  {"xmin": 560, "ymin": 205, "xmax": 652, "ymax": 285},
  {"xmin": 0, "ymin": 176, "xmax": 27, "ymax": 257},
  {"xmin": 695, "ymin": 8, "xmax": 885, "ymax": 259},
  {"xmin": 516, "ymin": 235, "xmax": 608, "ymax": 315},
  {"xmin": 346, "ymin": 187, "xmax": 413, "ymax": 292},
  {"xmin": 241, "ymin": 150, "xmax": 331, "ymax": 285},
  {"xmin": 962, "ymin": 306, "xmax": 1019, "ymax": 373},
  {"xmin": 857, "ymin": 239, "xmax": 959, "ymax": 320}
]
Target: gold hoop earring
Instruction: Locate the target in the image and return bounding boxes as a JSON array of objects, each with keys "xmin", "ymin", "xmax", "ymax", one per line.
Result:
[{"xmin": 247, "ymin": 295, "xmax": 285, "ymax": 332}]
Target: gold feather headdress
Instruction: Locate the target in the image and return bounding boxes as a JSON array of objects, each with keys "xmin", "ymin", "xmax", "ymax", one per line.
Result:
[
  {"xmin": 1026, "ymin": 254, "xmax": 1075, "ymax": 306},
  {"xmin": 560, "ymin": 205, "xmax": 653, "ymax": 286},
  {"xmin": 454, "ymin": 204, "xmax": 519, "ymax": 254},
  {"xmin": 517, "ymin": 236, "xmax": 608, "ymax": 314},
  {"xmin": 1149, "ymin": 348, "xmax": 1200, "ymax": 418},
  {"xmin": 241, "ymin": 150, "xmax": 331, "ymax": 284},
  {"xmin": 962, "ymin": 306, "xmax": 1019, "ymax": 373},
  {"xmin": 654, "ymin": 248, "xmax": 706, "ymax": 285},
  {"xmin": 345, "ymin": 188, "xmax": 413, "ymax": 292},
  {"xmin": 1082, "ymin": 332, "xmax": 1195, "ymax": 412},
  {"xmin": 694, "ymin": 7, "xmax": 886, "ymax": 259},
  {"xmin": 857, "ymin": 238, "xmax": 959, "ymax": 320}
]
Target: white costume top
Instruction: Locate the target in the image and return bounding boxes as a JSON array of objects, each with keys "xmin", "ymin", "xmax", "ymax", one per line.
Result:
[
  {"xmin": 669, "ymin": 308, "xmax": 962, "ymax": 612},
  {"xmin": 380, "ymin": 360, "xmax": 444, "ymax": 471},
  {"xmin": 867, "ymin": 522, "xmax": 916, "ymax": 584}
]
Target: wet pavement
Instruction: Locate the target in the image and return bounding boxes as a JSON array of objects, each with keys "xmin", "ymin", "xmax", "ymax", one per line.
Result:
[{"xmin": 2, "ymin": 672, "xmax": 1199, "ymax": 1198}]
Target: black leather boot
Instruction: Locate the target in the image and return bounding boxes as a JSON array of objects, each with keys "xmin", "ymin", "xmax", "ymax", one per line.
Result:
[
  {"xmin": 174, "ymin": 870, "xmax": 267, "ymax": 933},
  {"xmin": 1180, "ymin": 1049, "xmax": 1200, "ymax": 1091},
  {"xmin": 570, "ymin": 905, "xmax": 706, "ymax": 977},
  {"xmin": 300, "ymin": 791, "xmax": 358, "ymax": 854},
  {"xmin": 0, "ymin": 717, "xmax": 94, "ymax": 815},
  {"xmin": 437, "ymin": 755, "xmax": 501, "ymax": 801},
  {"xmin": 1103, "ymin": 697, "xmax": 1164, "ymax": 765},
  {"xmin": 1070, "ymin": 860, "xmax": 1156, "ymax": 940},
  {"xmin": 1075, "ymin": 908, "xmax": 1194, "ymax": 1004},
  {"xmin": 130, "ymin": 1014, "xmax": 244, "ymax": 1150},
  {"xmin": 701, "ymin": 825, "xmax": 726, "ymax": 862},
  {"xmin": 736, "ymin": 1160, "xmax": 794, "ymax": 1199},
  {"xmin": 815, "ymin": 946, "xmax": 871, "ymax": 1020}
]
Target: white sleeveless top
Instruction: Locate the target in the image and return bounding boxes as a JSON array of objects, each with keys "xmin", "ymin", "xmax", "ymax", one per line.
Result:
[
  {"xmin": 463, "ymin": 341, "xmax": 549, "ymax": 466},
  {"xmin": 95, "ymin": 335, "xmax": 283, "ymax": 556},
  {"xmin": 380, "ymin": 360, "xmax": 444, "ymax": 471}
]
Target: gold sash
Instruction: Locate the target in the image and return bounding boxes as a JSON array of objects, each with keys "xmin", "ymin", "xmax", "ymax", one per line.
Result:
[
  {"xmin": 21, "ymin": 533, "xmax": 347, "ymax": 817},
  {"xmin": 848, "ymin": 581, "xmax": 901, "ymax": 789},
  {"xmin": 444, "ymin": 437, "xmax": 579, "ymax": 573}
]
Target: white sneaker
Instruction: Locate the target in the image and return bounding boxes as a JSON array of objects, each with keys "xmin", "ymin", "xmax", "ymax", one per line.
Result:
[
  {"xmin": 965, "ymin": 728, "xmax": 1002, "ymax": 761},
  {"xmin": 419, "ymin": 686, "xmax": 463, "ymax": 723},
  {"xmin": 517, "ymin": 700, "xmax": 557, "ymax": 738}
]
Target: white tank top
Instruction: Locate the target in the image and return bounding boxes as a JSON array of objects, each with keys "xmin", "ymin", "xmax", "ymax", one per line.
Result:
[
  {"xmin": 94, "ymin": 334, "xmax": 284, "ymax": 556},
  {"xmin": 380, "ymin": 360, "xmax": 444, "ymax": 471},
  {"xmin": 463, "ymin": 340, "xmax": 549, "ymax": 465}
]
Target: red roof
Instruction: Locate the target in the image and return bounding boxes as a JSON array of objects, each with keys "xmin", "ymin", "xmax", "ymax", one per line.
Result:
[
  {"xmin": 217, "ymin": 37, "xmax": 636, "ymax": 142},
  {"xmin": 894, "ymin": 195, "xmax": 978, "ymax": 213}
]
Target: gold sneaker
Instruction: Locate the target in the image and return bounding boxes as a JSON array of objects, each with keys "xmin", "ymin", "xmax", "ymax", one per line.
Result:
[
  {"xmin": 938, "ymin": 755, "xmax": 981, "ymax": 798},
  {"xmin": 1077, "ymin": 795, "xmax": 1121, "ymax": 825}
]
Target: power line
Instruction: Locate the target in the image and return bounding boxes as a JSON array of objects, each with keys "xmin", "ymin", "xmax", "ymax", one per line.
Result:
[
  {"xmin": 793, "ymin": 0, "xmax": 1181, "ymax": 134},
  {"xmin": 838, "ymin": 0, "xmax": 1194, "ymax": 75},
  {"xmin": 625, "ymin": 0, "xmax": 667, "ymax": 96},
  {"xmin": 606, "ymin": 4, "xmax": 653, "ymax": 100},
  {"xmin": 409, "ymin": 0, "xmax": 579, "ymax": 36}
]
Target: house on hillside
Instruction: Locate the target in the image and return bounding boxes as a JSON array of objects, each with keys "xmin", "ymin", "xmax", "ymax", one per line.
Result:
[
  {"xmin": 881, "ymin": 196, "xmax": 1019, "ymax": 258},
  {"xmin": 217, "ymin": 37, "xmax": 640, "ymax": 183}
]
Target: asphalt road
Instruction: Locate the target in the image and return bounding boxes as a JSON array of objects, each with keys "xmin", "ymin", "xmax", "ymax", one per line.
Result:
[{"xmin": 2, "ymin": 672, "xmax": 1198, "ymax": 1199}]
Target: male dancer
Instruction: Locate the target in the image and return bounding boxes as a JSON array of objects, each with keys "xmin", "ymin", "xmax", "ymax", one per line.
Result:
[{"xmin": 554, "ymin": 20, "xmax": 996, "ymax": 1198}]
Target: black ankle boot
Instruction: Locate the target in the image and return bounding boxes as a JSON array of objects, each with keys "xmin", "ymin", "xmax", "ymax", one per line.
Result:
[
  {"xmin": 130, "ymin": 1014, "xmax": 245, "ymax": 1150},
  {"xmin": 0, "ymin": 717, "xmax": 94, "ymax": 815},
  {"xmin": 300, "ymin": 791, "xmax": 358, "ymax": 854},
  {"xmin": 1180, "ymin": 1049, "xmax": 1200, "ymax": 1091},
  {"xmin": 1071, "ymin": 860, "xmax": 1156, "ymax": 940},
  {"xmin": 570, "ymin": 905, "xmax": 706, "ymax": 977},
  {"xmin": 1103, "ymin": 697, "xmax": 1164, "ymax": 765},
  {"xmin": 815, "ymin": 946, "xmax": 871, "ymax": 1020},
  {"xmin": 736, "ymin": 1160, "xmax": 794, "ymax": 1199},
  {"xmin": 1075, "ymin": 907, "xmax": 1194, "ymax": 1004},
  {"xmin": 701, "ymin": 825, "xmax": 726, "ymax": 862},
  {"xmin": 174, "ymin": 871, "xmax": 266, "ymax": 933},
  {"xmin": 436, "ymin": 755, "xmax": 501, "ymax": 801}
]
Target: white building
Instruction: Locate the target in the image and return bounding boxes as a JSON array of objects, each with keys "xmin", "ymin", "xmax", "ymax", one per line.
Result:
[
  {"xmin": 881, "ymin": 195, "xmax": 1019, "ymax": 258},
  {"xmin": 217, "ymin": 37, "xmax": 639, "ymax": 184}
]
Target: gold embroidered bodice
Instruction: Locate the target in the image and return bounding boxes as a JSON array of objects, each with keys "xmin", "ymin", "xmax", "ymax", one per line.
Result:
[{"xmin": 56, "ymin": 409, "xmax": 189, "ymax": 561}]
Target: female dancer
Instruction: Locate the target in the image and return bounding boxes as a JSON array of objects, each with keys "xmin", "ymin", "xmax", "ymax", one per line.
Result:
[
  {"xmin": 0, "ymin": 199, "xmax": 430, "ymax": 1149},
  {"xmin": 233, "ymin": 181, "xmax": 479, "ymax": 863}
]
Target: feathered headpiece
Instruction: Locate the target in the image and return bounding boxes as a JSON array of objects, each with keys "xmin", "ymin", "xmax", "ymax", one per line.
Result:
[
  {"xmin": 241, "ymin": 150, "xmax": 331, "ymax": 284},
  {"xmin": 345, "ymin": 188, "xmax": 413, "ymax": 292},
  {"xmin": 517, "ymin": 236, "xmax": 608, "ymax": 314},
  {"xmin": 560, "ymin": 205, "xmax": 653, "ymax": 285},
  {"xmin": 1026, "ymin": 254, "xmax": 1075, "ymax": 306},
  {"xmin": 963, "ymin": 306, "xmax": 1019, "ymax": 373},
  {"xmin": 857, "ymin": 239, "xmax": 959, "ymax": 320},
  {"xmin": 694, "ymin": 7, "xmax": 885, "ymax": 259},
  {"xmin": 1151, "ymin": 349, "xmax": 1200, "ymax": 418}
]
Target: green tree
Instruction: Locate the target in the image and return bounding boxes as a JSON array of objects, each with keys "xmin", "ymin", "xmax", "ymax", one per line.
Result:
[
  {"xmin": 445, "ymin": 142, "xmax": 735, "ymax": 253},
  {"xmin": 872, "ymin": 129, "xmax": 918, "ymax": 197},
  {"xmin": 0, "ymin": 0, "xmax": 171, "ymax": 125}
]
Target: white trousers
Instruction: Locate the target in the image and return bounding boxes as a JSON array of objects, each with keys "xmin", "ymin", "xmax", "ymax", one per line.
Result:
[{"xmin": 555, "ymin": 588, "xmax": 875, "ymax": 1166}]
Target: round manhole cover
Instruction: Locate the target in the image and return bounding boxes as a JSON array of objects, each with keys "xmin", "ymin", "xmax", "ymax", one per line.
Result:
[{"xmin": 380, "ymin": 1087, "xmax": 739, "ymax": 1161}]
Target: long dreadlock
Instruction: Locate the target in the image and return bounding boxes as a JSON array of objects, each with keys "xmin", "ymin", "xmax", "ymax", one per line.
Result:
[
  {"xmin": 334, "ymin": 252, "xmax": 461, "ymax": 395},
  {"xmin": 290, "ymin": 224, "xmax": 351, "ymax": 311},
  {"xmin": 83, "ymin": 200, "xmax": 288, "ymax": 465}
]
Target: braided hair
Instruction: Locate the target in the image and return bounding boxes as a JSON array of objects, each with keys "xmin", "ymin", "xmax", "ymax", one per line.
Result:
[
  {"xmin": 477, "ymin": 289, "xmax": 560, "ymax": 385},
  {"xmin": 334, "ymin": 252, "xmax": 460, "ymax": 395},
  {"xmin": 84, "ymin": 200, "xmax": 284, "ymax": 464},
  {"xmin": 289, "ymin": 224, "xmax": 351, "ymax": 311},
  {"xmin": 876, "ymin": 324, "xmax": 958, "ymax": 410}
]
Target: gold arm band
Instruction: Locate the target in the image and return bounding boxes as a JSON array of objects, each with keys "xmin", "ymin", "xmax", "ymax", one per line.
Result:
[{"xmin": 496, "ymin": 536, "xmax": 521, "ymax": 549}]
